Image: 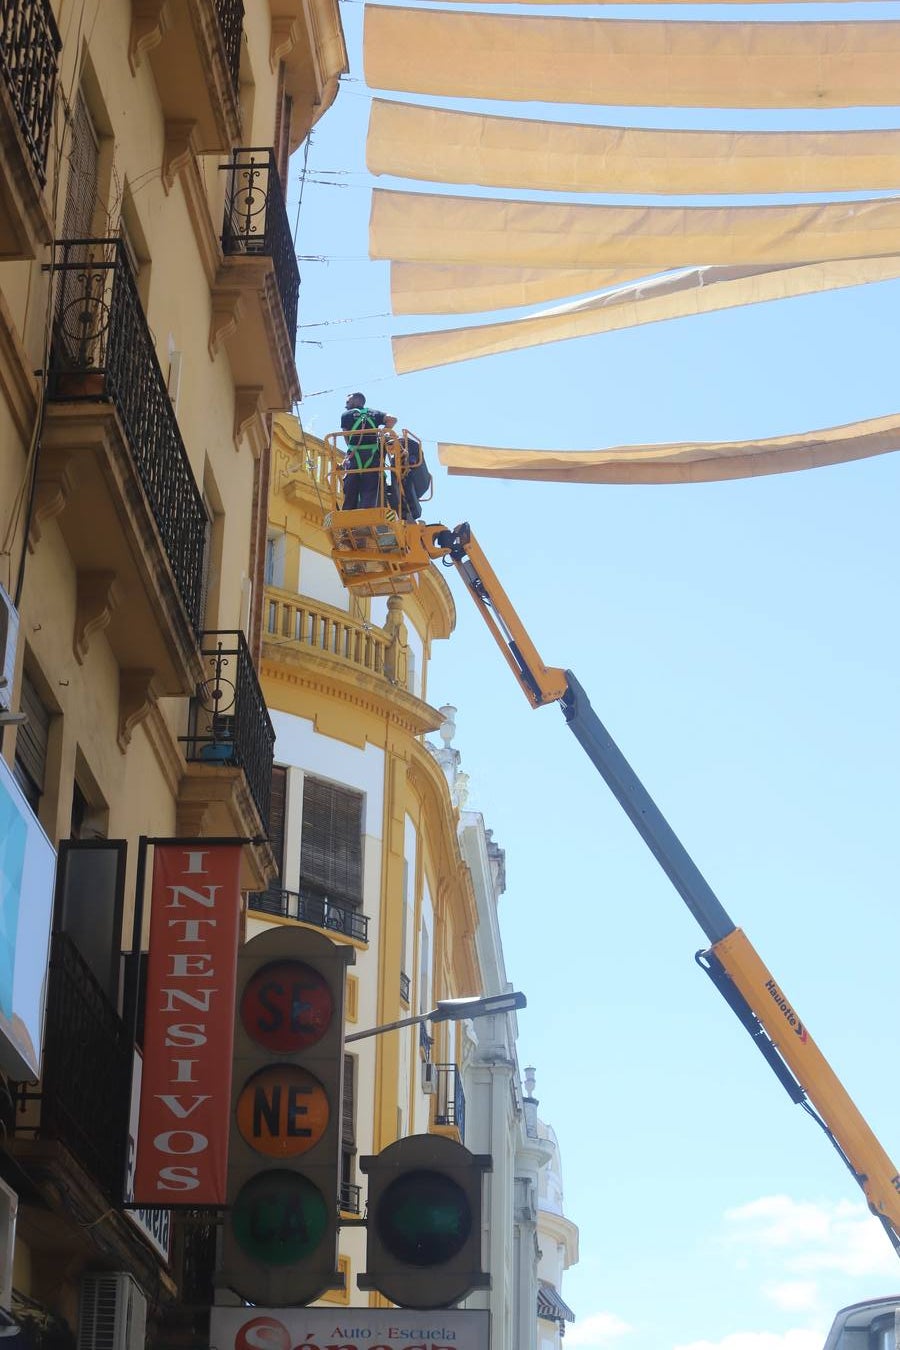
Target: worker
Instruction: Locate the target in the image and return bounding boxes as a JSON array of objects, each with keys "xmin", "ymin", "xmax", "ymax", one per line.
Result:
[
  {"xmin": 387, "ymin": 430, "xmax": 432, "ymax": 521},
  {"xmin": 340, "ymin": 393, "xmax": 396, "ymax": 510}
]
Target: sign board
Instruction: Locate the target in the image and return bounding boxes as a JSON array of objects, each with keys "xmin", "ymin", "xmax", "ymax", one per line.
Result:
[
  {"xmin": 133, "ymin": 843, "xmax": 242, "ymax": 1204},
  {"xmin": 210, "ymin": 1308, "xmax": 490, "ymax": 1350},
  {"xmin": 124, "ymin": 1050, "xmax": 172, "ymax": 1261},
  {"xmin": 0, "ymin": 755, "xmax": 55, "ymax": 1081}
]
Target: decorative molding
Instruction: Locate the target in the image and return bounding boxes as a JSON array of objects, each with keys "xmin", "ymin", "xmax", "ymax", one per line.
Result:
[
  {"xmin": 0, "ymin": 290, "xmax": 39, "ymax": 444},
  {"xmin": 208, "ymin": 287, "xmax": 244, "ymax": 359},
  {"xmin": 270, "ymin": 17, "xmax": 300, "ymax": 70},
  {"xmin": 234, "ymin": 385, "xmax": 268, "ymax": 458},
  {"xmin": 162, "ymin": 120, "xmax": 200, "ymax": 195},
  {"xmin": 141, "ymin": 699, "xmax": 185, "ymax": 796},
  {"xmin": 73, "ymin": 570, "xmax": 121, "ymax": 665},
  {"xmin": 117, "ymin": 668, "xmax": 158, "ymax": 751},
  {"xmin": 30, "ymin": 447, "xmax": 76, "ymax": 551},
  {"xmin": 129, "ymin": 0, "xmax": 170, "ymax": 72},
  {"xmin": 180, "ymin": 147, "xmax": 222, "ymax": 287}
]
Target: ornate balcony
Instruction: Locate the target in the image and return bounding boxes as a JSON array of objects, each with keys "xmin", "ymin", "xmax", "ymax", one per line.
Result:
[
  {"xmin": 129, "ymin": 0, "xmax": 243, "ymax": 153},
  {"xmin": 38, "ymin": 238, "xmax": 206, "ymax": 702},
  {"xmin": 433, "ymin": 1062, "xmax": 465, "ymax": 1142},
  {"xmin": 0, "ymin": 0, "xmax": 60, "ymax": 257},
  {"xmin": 266, "ymin": 589, "xmax": 392, "ymax": 679},
  {"xmin": 181, "ymin": 630, "xmax": 276, "ymax": 839},
  {"xmin": 13, "ymin": 933, "xmax": 132, "ymax": 1203},
  {"xmin": 249, "ymin": 886, "xmax": 369, "ymax": 943},
  {"xmin": 213, "ymin": 148, "xmax": 300, "ymax": 410}
]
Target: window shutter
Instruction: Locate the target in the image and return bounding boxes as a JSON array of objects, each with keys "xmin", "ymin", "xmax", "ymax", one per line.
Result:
[
  {"xmin": 300, "ymin": 777, "xmax": 363, "ymax": 904},
  {"xmin": 63, "ymin": 92, "xmax": 99, "ymax": 240},
  {"xmin": 14, "ymin": 672, "xmax": 50, "ymax": 801},
  {"xmin": 268, "ymin": 766, "xmax": 287, "ymax": 887},
  {"xmin": 342, "ymin": 1055, "xmax": 355, "ymax": 1149}
]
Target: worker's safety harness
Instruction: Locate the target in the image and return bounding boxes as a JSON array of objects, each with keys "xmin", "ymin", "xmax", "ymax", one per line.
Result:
[{"xmin": 346, "ymin": 408, "xmax": 381, "ymax": 470}]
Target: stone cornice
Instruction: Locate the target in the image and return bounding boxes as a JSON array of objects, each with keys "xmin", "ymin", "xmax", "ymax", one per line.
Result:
[{"xmin": 261, "ymin": 645, "xmax": 443, "ymax": 738}]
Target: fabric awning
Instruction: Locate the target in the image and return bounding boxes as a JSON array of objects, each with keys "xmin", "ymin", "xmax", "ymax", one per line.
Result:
[
  {"xmin": 538, "ymin": 1282, "xmax": 575, "ymax": 1324},
  {"xmin": 391, "ymin": 257, "xmax": 900, "ymax": 372},
  {"xmin": 368, "ymin": 101, "xmax": 900, "ymax": 197},
  {"xmin": 371, "ymin": 189, "xmax": 900, "ymax": 271},
  {"xmin": 364, "ymin": 8, "xmax": 900, "ymax": 108},
  {"xmin": 437, "ymin": 412, "xmax": 900, "ymax": 484},
  {"xmin": 390, "ymin": 262, "xmax": 655, "ymax": 315}
]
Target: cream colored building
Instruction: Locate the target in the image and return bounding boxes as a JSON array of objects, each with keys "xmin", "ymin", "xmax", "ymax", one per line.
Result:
[{"xmin": 0, "ymin": 2, "xmax": 343, "ymax": 1345}]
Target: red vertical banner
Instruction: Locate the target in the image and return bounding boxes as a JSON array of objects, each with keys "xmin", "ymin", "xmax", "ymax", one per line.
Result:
[{"xmin": 133, "ymin": 843, "xmax": 242, "ymax": 1204}]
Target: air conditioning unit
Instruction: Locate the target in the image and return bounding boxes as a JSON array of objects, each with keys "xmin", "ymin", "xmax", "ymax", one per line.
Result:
[
  {"xmin": 78, "ymin": 1274, "xmax": 146, "ymax": 1350},
  {"xmin": 0, "ymin": 1178, "xmax": 16, "ymax": 1310},
  {"xmin": 0, "ymin": 585, "xmax": 18, "ymax": 713},
  {"xmin": 422, "ymin": 1061, "xmax": 437, "ymax": 1095}
]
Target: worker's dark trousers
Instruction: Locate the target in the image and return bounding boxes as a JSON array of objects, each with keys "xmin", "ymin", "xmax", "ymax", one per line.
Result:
[{"xmin": 343, "ymin": 470, "xmax": 384, "ymax": 510}]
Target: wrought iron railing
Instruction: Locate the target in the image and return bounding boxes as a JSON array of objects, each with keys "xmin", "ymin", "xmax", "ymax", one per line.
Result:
[
  {"xmin": 248, "ymin": 886, "xmax": 369, "ymax": 943},
  {"xmin": 0, "ymin": 0, "xmax": 61, "ymax": 184},
  {"xmin": 183, "ymin": 630, "xmax": 275, "ymax": 830},
  {"xmin": 221, "ymin": 148, "xmax": 299, "ymax": 346},
  {"xmin": 47, "ymin": 238, "xmax": 207, "ymax": 633},
  {"xmin": 178, "ymin": 1212, "xmax": 219, "ymax": 1305},
  {"xmin": 214, "ymin": 0, "xmax": 244, "ymax": 99},
  {"xmin": 14, "ymin": 932, "xmax": 132, "ymax": 1203},
  {"xmin": 340, "ymin": 1181, "xmax": 361, "ymax": 1215},
  {"xmin": 434, "ymin": 1062, "xmax": 465, "ymax": 1140},
  {"xmin": 400, "ymin": 971, "xmax": 411, "ymax": 1003}
]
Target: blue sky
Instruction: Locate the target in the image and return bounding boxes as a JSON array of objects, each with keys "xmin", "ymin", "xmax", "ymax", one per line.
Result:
[{"xmin": 289, "ymin": 6, "xmax": 900, "ymax": 1345}]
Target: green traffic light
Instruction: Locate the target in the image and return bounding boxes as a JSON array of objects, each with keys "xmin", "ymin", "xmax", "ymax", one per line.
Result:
[
  {"xmin": 231, "ymin": 1169, "xmax": 328, "ymax": 1265},
  {"xmin": 375, "ymin": 1168, "xmax": 472, "ymax": 1267}
]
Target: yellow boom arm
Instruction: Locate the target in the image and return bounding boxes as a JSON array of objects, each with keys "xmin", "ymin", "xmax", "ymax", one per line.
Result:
[{"xmin": 326, "ymin": 501, "xmax": 900, "ymax": 1251}]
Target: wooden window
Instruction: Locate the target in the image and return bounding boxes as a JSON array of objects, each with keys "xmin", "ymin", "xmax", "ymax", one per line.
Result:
[{"xmin": 300, "ymin": 777, "xmax": 363, "ymax": 907}]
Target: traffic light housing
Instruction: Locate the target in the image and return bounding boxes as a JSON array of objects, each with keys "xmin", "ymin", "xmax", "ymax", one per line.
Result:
[
  {"xmin": 221, "ymin": 925, "xmax": 355, "ymax": 1305},
  {"xmin": 359, "ymin": 1134, "xmax": 491, "ymax": 1309}
]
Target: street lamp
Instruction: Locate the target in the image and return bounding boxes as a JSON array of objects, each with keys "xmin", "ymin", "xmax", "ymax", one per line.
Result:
[{"xmin": 345, "ymin": 989, "xmax": 526, "ymax": 1043}]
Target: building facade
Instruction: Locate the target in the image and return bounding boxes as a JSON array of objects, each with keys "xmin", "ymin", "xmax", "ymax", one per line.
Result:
[
  {"xmin": 250, "ymin": 415, "xmax": 579, "ymax": 1343},
  {"xmin": 0, "ymin": 2, "xmax": 343, "ymax": 1345}
]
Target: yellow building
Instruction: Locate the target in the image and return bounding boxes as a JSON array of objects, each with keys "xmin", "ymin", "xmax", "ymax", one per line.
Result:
[
  {"xmin": 0, "ymin": 2, "xmax": 343, "ymax": 1345},
  {"xmin": 252, "ymin": 413, "xmax": 484, "ymax": 1301}
]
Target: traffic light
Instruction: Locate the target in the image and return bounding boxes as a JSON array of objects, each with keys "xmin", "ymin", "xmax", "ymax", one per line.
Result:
[
  {"xmin": 221, "ymin": 925, "xmax": 355, "ymax": 1306},
  {"xmin": 358, "ymin": 1134, "xmax": 491, "ymax": 1309}
]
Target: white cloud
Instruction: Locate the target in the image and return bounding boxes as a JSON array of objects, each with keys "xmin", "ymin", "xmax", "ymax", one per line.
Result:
[
  {"xmin": 762, "ymin": 1282, "xmax": 819, "ymax": 1313},
  {"xmin": 565, "ymin": 1311, "xmax": 634, "ymax": 1347},
  {"xmin": 674, "ymin": 1332, "xmax": 822, "ymax": 1350},
  {"xmin": 723, "ymin": 1194, "xmax": 897, "ymax": 1280}
]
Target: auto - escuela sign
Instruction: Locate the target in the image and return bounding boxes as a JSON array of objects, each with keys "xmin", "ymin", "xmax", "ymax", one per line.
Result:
[
  {"xmin": 132, "ymin": 843, "xmax": 241, "ymax": 1204},
  {"xmin": 209, "ymin": 1308, "xmax": 491, "ymax": 1350}
]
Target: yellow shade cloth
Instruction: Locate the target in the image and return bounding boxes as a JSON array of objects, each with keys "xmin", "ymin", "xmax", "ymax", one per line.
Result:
[
  {"xmin": 368, "ymin": 100, "xmax": 900, "ymax": 198},
  {"xmin": 391, "ymin": 262, "xmax": 654, "ymax": 315},
  {"xmin": 371, "ymin": 189, "xmax": 900, "ymax": 270},
  {"xmin": 364, "ymin": 7, "xmax": 900, "ymax": 109},
  {"xmin": 391, "ymin": 257, "xmax": 900, "ymax": 372},
  {"xmin": 438, "ymin": 413, "xmax": 900, "ymax": 484}
]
